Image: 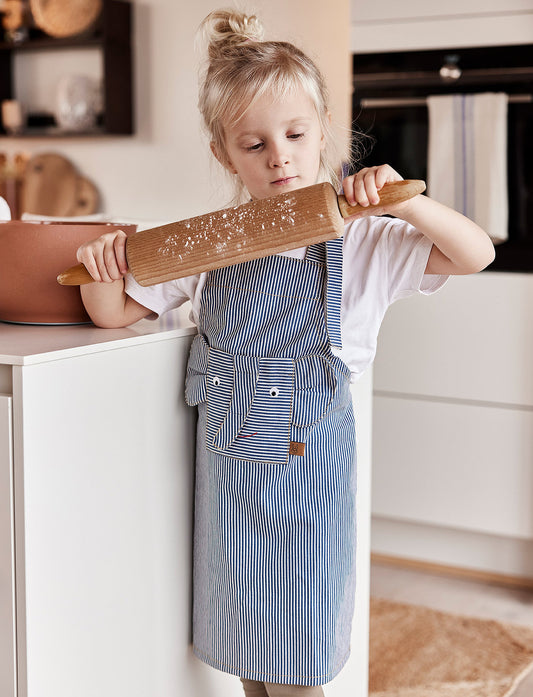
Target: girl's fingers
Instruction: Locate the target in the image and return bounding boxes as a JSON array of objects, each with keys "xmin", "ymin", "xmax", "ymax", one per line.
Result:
[
  {"xmin": 342, "ymin": 176, "xmax": 357, "ymax": 207},
  {"xmin": 101, "ymin": 235, "xmax": 124, "ymax": 282},
  {"xmin": 77, "ymin": 242, "xmax": 103, "ymax": 282},
  {"xmin": 361, "ymin": 169, "xmax": 380, "ymax": 205},
  {"xmin": 342, "ymin": 165, "xmax": 404, "ymax": 209},
  {"xmin": 374, "ymin": 163, "xmax": 402, "ymax": 191},
  {"xmin": 76, "ymin": 231, "xmax": 128, "ymax": 283},
  {"xmin": 345, "ymin": 168, "xmax": 377, "ymax": 207},
  {"xmin": 113, "ymin": 231, "xmax": 129, "ymax": 275},
  {"xmin": 351, "ymin": 170, "xmax": 371, "ymax": 207}
]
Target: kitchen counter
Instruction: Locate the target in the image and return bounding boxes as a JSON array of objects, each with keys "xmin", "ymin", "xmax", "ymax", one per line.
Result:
[{"xmin": 0, "ymin": 313, "xmax": 196, "ymax": 366}]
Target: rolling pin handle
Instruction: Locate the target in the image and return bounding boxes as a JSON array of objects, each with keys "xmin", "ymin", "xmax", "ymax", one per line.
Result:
[
  {"xmin": 57, "ymin": 262, "xmax": 95, "ymax": 286},
  {"xmin": 336, "ymin": 179, "xmax": 426, "ymax": 219}
]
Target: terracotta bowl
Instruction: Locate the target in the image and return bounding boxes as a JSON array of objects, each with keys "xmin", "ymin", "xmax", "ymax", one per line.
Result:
[{"xmin": 0, "ymin": 220, "xmax": 137, "ymax": 325}]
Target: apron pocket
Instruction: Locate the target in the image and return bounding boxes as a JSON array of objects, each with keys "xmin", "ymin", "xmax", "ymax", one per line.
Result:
[
  {"xmin": 208, "ymin": 354, "xmax": 295, "ymax": 465},
  {"xmin": 293, "ymin": 355, "xmax": 337, "ymax": 427}
]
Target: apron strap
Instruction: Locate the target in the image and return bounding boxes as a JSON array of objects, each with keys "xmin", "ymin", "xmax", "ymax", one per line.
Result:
[
  {"xmin": 305, "ymin": 239, "xmax": 344, "ymax": 350},
  {"xmin": 325, "ymin": 238, "xmax": 343, "ymax": 350}
]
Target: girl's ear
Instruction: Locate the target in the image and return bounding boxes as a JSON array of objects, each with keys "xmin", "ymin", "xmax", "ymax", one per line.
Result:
[{"xmin": 210, "ymin": 141, "xmax": 237, "ymax": 174}]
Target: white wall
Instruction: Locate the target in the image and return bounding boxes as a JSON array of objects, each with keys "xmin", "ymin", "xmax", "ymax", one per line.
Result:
[{"xmin": 4, "ymin": 0, "xmax": 351, "ymax": 221}]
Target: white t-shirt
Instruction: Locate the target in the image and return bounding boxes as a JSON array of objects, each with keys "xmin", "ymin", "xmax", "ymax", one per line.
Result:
[{"xmin": 125, "ymin": 215, "xmax": 448, "ymax": 382}]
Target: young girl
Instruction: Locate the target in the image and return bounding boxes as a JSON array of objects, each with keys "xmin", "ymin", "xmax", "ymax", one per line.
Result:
[{"xmin": 77, "ymin": 9, "xmax": 495, "ymax": 697}]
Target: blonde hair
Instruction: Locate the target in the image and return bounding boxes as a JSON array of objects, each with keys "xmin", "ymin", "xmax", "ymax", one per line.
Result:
[{"xmin": 198, "ymin": 8, "xmax": 342, "ymax": 202}]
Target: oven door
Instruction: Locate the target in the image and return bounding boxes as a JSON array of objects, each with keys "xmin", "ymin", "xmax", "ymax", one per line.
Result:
[{"xmin": 351, "ymin": 44, "xmax": 533, "ymax": 273}]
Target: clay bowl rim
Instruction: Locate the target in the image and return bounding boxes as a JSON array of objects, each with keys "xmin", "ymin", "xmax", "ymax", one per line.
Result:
[{"xmin": 0, "ymin": 220, "xmax": 136, "ymax": 227}]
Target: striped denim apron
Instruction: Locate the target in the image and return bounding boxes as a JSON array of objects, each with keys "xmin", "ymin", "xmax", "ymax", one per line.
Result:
[{"xmin": 185, "ymin": 239, "xmax": 357, "ymax": 686}]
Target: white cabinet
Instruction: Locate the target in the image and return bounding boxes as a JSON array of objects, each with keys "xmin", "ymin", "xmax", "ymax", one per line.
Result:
[
  {"xmin": 352, "ymin": 0, "xmax": 533, "ymax": 22},
  {"xmin": 351, "ymin": 0, "xmax": 533, "ymax": 51},
  {"xmin": 0, "ymin": 394, "xmax": 15, "ymax": 697},
  {"xmin": 14, "ymin": 341, "xmax": 197, "ymax": 697},
  {"xmin": 373, "ymin": 395, "xmax": 533, "ymax": 539},
  {"xmin": 372, "ymin": 273, "xmax": 533, "ymax": 579},
  {"xmin": 0, "ymin": 323, "xmax": 212, "ymax": 697},
  {"xmin": 373, "ymin": 272, "xmax": 533, "ymax": 407}
]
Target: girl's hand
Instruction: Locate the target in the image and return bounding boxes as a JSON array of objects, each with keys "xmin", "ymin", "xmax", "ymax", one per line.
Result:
[
  {"xmin": 341, "ymin": 164, "xmax": 412, "ymax": 219},
  {"xmin": 76, "ymin": 230, "xmax": 129, "ymax": 283}
]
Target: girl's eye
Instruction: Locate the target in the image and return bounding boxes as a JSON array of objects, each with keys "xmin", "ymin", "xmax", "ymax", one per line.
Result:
[
  {"xmin": 288, "ymin": 133, "xmax": 304, "ymax": 140},
  {"xmin": 246, "ymin": 142, "xmax": 263, "ymax": 151}
]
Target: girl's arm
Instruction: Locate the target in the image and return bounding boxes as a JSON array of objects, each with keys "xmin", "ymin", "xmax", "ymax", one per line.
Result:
[
  {"xmin": 77, "ymin": 230, "xmax": 152, "ymax": 328},
  {"xmin": 342, "ymin": 165, "xmax": 496, "ymax": 275}
]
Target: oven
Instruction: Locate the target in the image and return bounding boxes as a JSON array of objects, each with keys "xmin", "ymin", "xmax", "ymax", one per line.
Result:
[{"xmin": 350, "ymin": 44, "xmax": 533, "ymax": 273}]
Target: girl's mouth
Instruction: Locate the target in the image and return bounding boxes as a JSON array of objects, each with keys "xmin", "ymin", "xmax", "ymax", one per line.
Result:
[{"xmin": 272, "ymin": 176, "xmax": 296, "ymax": 186}]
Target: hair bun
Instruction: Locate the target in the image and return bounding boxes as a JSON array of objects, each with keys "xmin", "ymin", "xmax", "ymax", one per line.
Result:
[{"xmin": 200, "ymin": 9, "xmax": 264, "ymax": 60}]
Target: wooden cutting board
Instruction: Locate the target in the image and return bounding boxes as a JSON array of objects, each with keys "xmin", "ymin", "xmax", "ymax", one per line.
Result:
[{"xmin": 20, "ymin": 153, "xmax": 99, "ymax": 217}]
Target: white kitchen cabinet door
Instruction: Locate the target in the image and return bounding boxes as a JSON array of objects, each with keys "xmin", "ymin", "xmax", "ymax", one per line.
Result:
[
  {"xmin": 372, "ymin": 394, "xmax": 533, "ymax": 540},
  {"xmin": 374, "ymin": 273, "xmax": 533, "ymax": 408},
  {"xmin": 14, "ymin": 340, "xmax": 198, "ymax": 697},
  {"xmin": 352, "ymin": 0, "xmax": 533, "ymax": 22},
  {"xmin": 0, "ymin": 395, "xmax": 15, "ymax": 697},
  {"xmin": 351, "ymin": 0, "xmax": 533, "ymax": 51}
]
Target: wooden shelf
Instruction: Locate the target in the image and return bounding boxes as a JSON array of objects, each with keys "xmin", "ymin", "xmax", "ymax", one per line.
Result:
[
  {"xmin": 0, "ymin": 0, "xmax": 133, "ymax": 136},
  {"xmin": 0, "ymin": 31, "xmax": 103, "ymax": 51}
]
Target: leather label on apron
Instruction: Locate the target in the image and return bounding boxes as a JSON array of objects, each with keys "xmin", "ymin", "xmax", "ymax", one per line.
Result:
[{"xmin": 289, "ymin": 441, "xmax": 305, "ymax": 456}]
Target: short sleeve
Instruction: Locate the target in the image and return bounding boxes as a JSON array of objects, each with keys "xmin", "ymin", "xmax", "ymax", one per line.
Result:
[
  {"xmin": 383, "ymin": 218, "xmax": 449, "ymax": 302},
  {"xmin": 338, "ymin": 216, "xmax": 449, "ymax": 381},
  {"xmin": 125, "ymin": 272, "xmax": 205, "ymax": 322}
]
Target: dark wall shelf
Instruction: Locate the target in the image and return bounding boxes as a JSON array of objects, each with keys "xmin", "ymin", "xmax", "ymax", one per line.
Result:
[{"xmin": 0, "ymin": 0, "xmax": 133, "ymax": 136}]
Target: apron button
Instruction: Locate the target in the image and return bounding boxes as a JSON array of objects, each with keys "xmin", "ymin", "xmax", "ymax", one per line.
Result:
[
  {"xmin": 212, "ymin": 376, "xmax": 221, "ymax": 386},
  {"xmin": 269, "ymin": 387, "xmax": 279, "ymax": 397}
]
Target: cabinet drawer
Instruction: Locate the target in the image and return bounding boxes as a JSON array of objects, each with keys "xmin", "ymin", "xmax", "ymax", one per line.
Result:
[
  {"xmin": 372, "ymin": 394, "xmax": 533, "ymax": 539},
  {"xmin": 374, "ymin": 273, "xmax": 533, "ymax": 407}
]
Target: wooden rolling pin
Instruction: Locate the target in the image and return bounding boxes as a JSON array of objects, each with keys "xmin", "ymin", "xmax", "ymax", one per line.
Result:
[{"xmin": 57, "ymin": 179, "xmax": 425, "ymax": 288}]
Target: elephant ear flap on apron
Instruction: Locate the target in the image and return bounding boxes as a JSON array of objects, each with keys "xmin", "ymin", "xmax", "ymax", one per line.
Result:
[{"xmin": 184, "ymin": 334, "xmax": 209, "ymax": 406}]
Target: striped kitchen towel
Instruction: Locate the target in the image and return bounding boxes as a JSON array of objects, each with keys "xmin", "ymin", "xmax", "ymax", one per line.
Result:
[{"xmin": 427, "ymin": 93, "xmax": 508, "ymax": 243}]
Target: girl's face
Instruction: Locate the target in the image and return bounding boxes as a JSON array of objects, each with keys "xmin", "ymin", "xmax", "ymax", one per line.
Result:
[{"xmin": 218, "ymin": 87, "xmax": 325, "ymax": 200}]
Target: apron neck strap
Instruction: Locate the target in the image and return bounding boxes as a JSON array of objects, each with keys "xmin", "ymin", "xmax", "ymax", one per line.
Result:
[{"xmin": 305, "ymin": 239, "xmax": 344, "ymax": 350}]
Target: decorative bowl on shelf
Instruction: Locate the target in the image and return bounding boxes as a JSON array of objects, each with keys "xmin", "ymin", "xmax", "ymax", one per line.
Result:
[
  {"xmin": 30, "ymin": 0, "xmax": 103, "ymax": 38},
  {"xmin": 55, "ymin": 75, "xmax": 102, "ymax": 132},
  {"xmin": 0, "ymin": 220, "xmax": 136, "ymax": 324}
]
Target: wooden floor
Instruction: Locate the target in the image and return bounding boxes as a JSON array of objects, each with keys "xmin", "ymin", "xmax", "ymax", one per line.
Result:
[{"xmin": 370, "ymin": 560, "xmax": 533, "ymax": 697}]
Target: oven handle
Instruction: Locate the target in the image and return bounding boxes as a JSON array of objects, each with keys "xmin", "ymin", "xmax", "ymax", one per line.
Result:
[{"xmin": 353, "ymin": 65, "xmax": 533, "ymax": 88}]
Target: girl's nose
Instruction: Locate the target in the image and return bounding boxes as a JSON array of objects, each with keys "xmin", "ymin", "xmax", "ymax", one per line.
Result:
[{"xmin": 268, "ymin": 142, "xmax": 289, "ymax": 168}]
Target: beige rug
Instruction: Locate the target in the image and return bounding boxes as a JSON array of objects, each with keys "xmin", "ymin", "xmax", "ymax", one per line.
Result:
[{"xmin": 369, "ymin": 598, "xmax": 533, "ymax": 697}]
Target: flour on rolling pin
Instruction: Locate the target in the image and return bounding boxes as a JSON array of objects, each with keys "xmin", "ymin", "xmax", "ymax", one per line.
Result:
[
  {"xmin": 127, "ymin": 183, "xmax": 344, "ymax": 285},
  {"xmin": 158, "ymin": 196, "xmax": 304, "ymax": 260}
]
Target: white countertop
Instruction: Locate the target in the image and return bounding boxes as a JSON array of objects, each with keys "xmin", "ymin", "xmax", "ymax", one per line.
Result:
[{"xmin": 0, "ymin": 310, "xmax": 196, "ymax": 366}]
